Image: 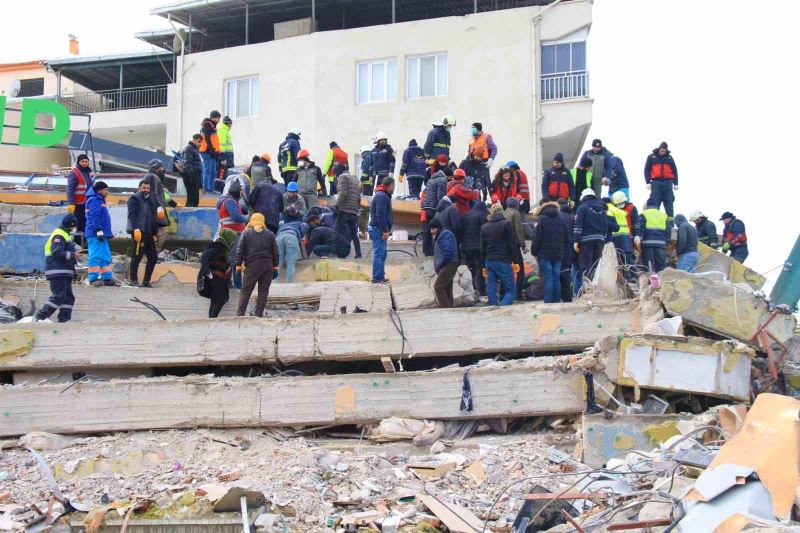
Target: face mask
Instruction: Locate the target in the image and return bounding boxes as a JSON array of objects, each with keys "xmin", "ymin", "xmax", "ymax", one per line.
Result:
[
  {"xmin": 299, "ymin": 161, "xmax": 307, "ymax": 168},
  {"xmin": 471, "ymin": 127, "xmax": 478, "ymax": 136}
]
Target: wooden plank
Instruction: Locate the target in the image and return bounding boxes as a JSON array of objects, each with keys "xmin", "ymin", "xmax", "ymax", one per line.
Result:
[
  {"xmin": 0, "ymin": 355, "xmax": 588, "ymax": 437},
  {"xmin": 419, "ymin": 495, "xmax": 484, "ymax": 533}
]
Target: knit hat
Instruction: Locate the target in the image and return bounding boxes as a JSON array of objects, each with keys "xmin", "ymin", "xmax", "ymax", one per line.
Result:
[
  {"xmin": 489, "ymin": 203, "xmax": 504, "ymax": 216},
  {"xmin": 222, "ymin": 116, "xmax": 232, "ymax": 125},
  {"xmin": 247, "ymin": 213, "xmax": 266, "ymax": 233},
  {"xmin": 429, "ymin": 219, "xmax": 443, "ymax": 230},
  {"xmin": 436, "ymin": 154, "xmax": 449, "ymax": 165},
  {"xmin": 408, "ymin": 139, "xmax": 417, "ymax": 147},
  {"xmin": 228, "ymin": 180, "xmax": 242, "ymax": 195},
  {"xmin": 553, "ymin": 153, "xmax": 564, "ymax": 164},
  {"xmin": 329, "ymin": 141, "xmax": 338, "ymax": 148},
  {"xmin": 579, "ymin": 155, "xmax": 593, "ymax": 168},
  {"xmin": 333, "ymin": 162, "xmax": 348, "ymax": 177},
  {"xmin": 210, "ymin": 110, "xmax": 221, "ymax": 119},
  {"xmin": 592, "ymin": 139, "xmax": 602, "ymax": 147},
  {"xmin": 93, "ymin": 181, "xmax": 109, "ymax": 193},
  {"xmin": 507, "ymin": 197, "xmax": 520, "ymax": 209},
  {"xmin": 659, "ymin": 141, "xmax": 669, "ymax": 150},
  {"xmin": 61, "ymin": 214, "xmax": 77, "ymax": 228},
  {"xmin": 453, "ymin": 168, "xmax": 466, "ymax": 180},
  {"xmin": 76, "ymin": 154, "xmax": 89, "ymax": 164},
  {"xmin": 646, "ymin": 198, "xmax": 659, "ymax": 208},
  {"xmin": 286, "ymin": 182, "xmax": 298, "ymax": 192},
  {"xmin": 148, "ymin": 158, "xmax": 164, "ymax": 170}
]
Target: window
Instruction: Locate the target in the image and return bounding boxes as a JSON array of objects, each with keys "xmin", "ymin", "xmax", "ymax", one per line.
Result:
[
  {"xmin": 541, "ymin": 28, "xmax": 588, "ymax": 101},
  {"xmin": 356, "ymin": 59, "xmax": 396, "ymax": 104},
  {"xmin": 225, "ymin": 76, "xmax": 259, "ymax": 118},
  {"xmin": 18, "ymin": 78, "xmax": 45, "ymax": 97},
  {"xmin": 406, "ymin": 54, "xmax": 447, "ymax": 99}
]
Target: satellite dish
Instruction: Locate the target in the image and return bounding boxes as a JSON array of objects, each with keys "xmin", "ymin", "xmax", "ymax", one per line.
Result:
[
  {"xmin": 172, "ymin": 28, "xmax": 187, "ymax": 53},
  {"xmin": 8, "ymin": 79, "xmax": 21, "ymax": 98}
]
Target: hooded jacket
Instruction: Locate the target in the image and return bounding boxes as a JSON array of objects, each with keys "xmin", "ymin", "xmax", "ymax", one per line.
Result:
[
  {"xmin": 674, "ymin": 214, "xmax": 698, "ymax": 255},
  {"xmin": 541, "ymin": 164, "xmax": 574, "ymax": 201},
  {"xmin": 249, "ymin": 181, "xmax": 284, "ymax": 229},
  {"xmin": 423, "ymin": 125, "xmax": 451, "ymax": 161},
  {"xmin": 447, "ymin": 179, "xmax": 479, "ymax": 215},
  {"xmin": 582, "ymin": 146, "xmax": 614, "ymax": 179},
  {"xmin": 644, "ymin": 148, "xmax": 679, "ymax": 185},
  {"xmin": 283, "ymin": 192, "xmax": 307, "ymax": 217},
  {"xmin": 460, "ymin": 201, "xmax": 488, "ymax": 252},
  {"xmin": 370, "ymin": 143, "xmax": 396, "ymax": 176},
  {"xmin": 369, "ymin": 185, "xmax": 393, "ymax": 233},
  {"xmin": 433, "ymin": 227, "xmax": 459, "ymax": 273},
  {"xmin": 695, "ymin": 217, "xmax": 719, "ymax": 247},
  {"xmin": 432, "ymin": 197, "xmax": 462, "ymax": 241},
  {"xmin": 85, "ymin": 188, "xmax": 113, "ymax": 238},
  {"xmin": 421, "ymin": 171, "xmax": 448, "ymax": 210},
  {"xmin": 400, "ymin": 141, "xmax": 427, "ymax": 177},
  {"xmin": 278, "ymin": 133, "xmax": 301, "ymax": 172},
  {"xmin": 504, "ymin": 206, "xmax": 526, "ymax": 249},
  {"xmin": 336, "ymin": 172, "xmax": 361, "ymax": 215},
  {"xmin": 532, "ymin": 203, "xmax": 567, "ymax": 261},
  {"xmin": 608, "ymin": 156, "xmax": 629, "ymax": 190},
  {"xmin": 481, "ymin": 212, "xmax": 517, "ymax": 263},
  {"xmin": 183, "ymin": 142, "xmax": 202, "ymax": 173},
  {"xmin": 574, "ymin": 197, "xmax": 609, "ymax": 244}
]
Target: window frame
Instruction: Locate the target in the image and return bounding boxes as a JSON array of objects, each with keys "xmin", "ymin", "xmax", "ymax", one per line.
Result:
[
  {"xmin": 224, "ymin": 75, "xmax": 260, "ymax": 119},
  {"xmin": 355, "ymin": 57, "xmax": 397, "ymax": 105},
  {"xmin": 406, "ymin": 53, "xmax": 448, "ymax": 100}
]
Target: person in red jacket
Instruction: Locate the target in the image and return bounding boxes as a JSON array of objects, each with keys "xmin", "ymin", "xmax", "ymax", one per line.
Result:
[
  {"xmin": 506, "ymin": 161, "xmax": 531, "ymax": 213},
  {"xmin": 446, "ymin": 169, "xmax": 479, "ymax": 215},
  {"xmin": 491, "ymin": 166, "xmax": 521, "ymax": 208},
  {"xmin": 541, "ymin": 153, "xmax": 574, "ymax": 203}
]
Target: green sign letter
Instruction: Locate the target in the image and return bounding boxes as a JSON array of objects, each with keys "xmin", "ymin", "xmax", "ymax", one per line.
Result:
[
  {"xmin": 0, "ymin": 96, "xmax": 5, "ymax": 144},
  {"xmin": 18, "ymin": 98, "xmax": 71, "ymax": 148}
]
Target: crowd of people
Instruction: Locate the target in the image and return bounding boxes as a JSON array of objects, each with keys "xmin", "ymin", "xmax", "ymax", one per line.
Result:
[{"xmin": 32, "ymin": 113, "xmax": 750, "ymax": 321}]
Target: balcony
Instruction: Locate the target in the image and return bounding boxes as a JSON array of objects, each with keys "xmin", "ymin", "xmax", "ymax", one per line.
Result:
[
  {"xmin": 57, "ymin": 85, "xmax": 168, "ymax": 114},
  {"xmin": 541, "ymin": 71, "xmax": 589, "ymax": 102}
]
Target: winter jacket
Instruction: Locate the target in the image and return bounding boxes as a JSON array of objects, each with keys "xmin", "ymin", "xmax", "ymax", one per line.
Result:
[
  {"xmin": 574, "ymin": 197, "xmax": 609, "ymax": 245},
  {"xmin": 200, "ymin": 240, "xmax": 230, "ymax": 280},
  {"xmin": 144, "ymin": 171, "xmax": 167, "ymax": 209},
  {"xmin": 370, "ymin": 144, "xmax": 396, "ymax": 177},
  {"xmin": 360, "ymin": 151, "xmax": 373, "ymax": 183},
  {"xmin": 491, "ymin": 169, "xmax": 530, "ymax": 207},
  {"xmin": 400, "ymin": 142, "xmax": 427, "ymax": 177},
  {"xmin": 423, "ymin": 125, "xmax": 451, "ymax": 161},
  {"xmin": 639, "ymin": 208, "xmax": 670, "ymax": 247},
  {"xmin": 608, "ymin": 156, "xmax": 629, "ymax": 190},
  {"xmin": 532, "ymin": 203, "xmax": 567, "ymax": 261},
  {"xmin": 217, "ymin": 122, "xmax": 233, "ymax": 152},
  {"xmin": 541, "ymin": 165, "xmax": 574, "ymax": 201},
  {"xmin": 278, "ymin": 133, "xmax": 301, "ymax": 172},
  {"xmin": 432, "ymin": 197, "xmax": 462, "ymax": 241},
  {"xmin": 434, "ymin": 228, "xmax": 459, "ymax": 273},
  {"xmin": 644, "ymin": 149, "xmax": 678, "ymax": 185},
  {"xmin": 504, "ymin": 207, "xmax": 526, "ymax": 249},
  {"xmin": 66, "ymin": 165, "xmax": 94, "ymax": 205},
  {"xmin": 307, "ymin": 226, "xmax": 350, "ymax": 257},
  {"xmin": 295, "ymin": 163, "xmax": 326, "ymax": 196},
  {"xmin": 447, "ymin": 180, "xmax": 479, "ymax": 215},
  {"xmin": 336, "ymin": 172, "xmax": 361, "ymax": 215},
  {"xmin": 458, "ymin": 158, "xmax": 490, "ymax": 192},
  {"xmin": 127, "ymin": 192, "xmax": 158, "ymax": 236},
  {"xmin": 283, "ymin": 193, "xmax": 307, "ymax": 217},
  {"xmin": 44, "ymin": 227, "xmax": 77, "ymax": 279},
  {"xmin": 199, "ymin": 118, "xmax": 220, "ymax": 155},
  {"xmin": 695, "ymin": 217, "xmax": 719, "ymax": 247},
  {"xmin": 620, "ymin": 203, "xmax": 641, "ymax": 237},
  {"xmin": 582, "ymin": 146, "xmax": 614, "ymax": 179},
  {"xmin": 249, "ymin": 181, "xmax": 284, "ymax": 229},
  {"xmin": 481, "ymin": 213, "xmax": 517, "ymax": 263},
  {"xmin": 182, "ymin": 142, "xmax": 202, "ymax": 172},
  {"xmin": 426, "ymin": 161, "xmax": 457, "ymax": 181},
  {"xmin": 421, "ymin": 171, "xmax": 448, "ymax": 210},
  {"xmin": 216, "ymin": 194, "xmax": 248, "ymax": 232},
  {"xmin": 222, "ymin": 174, "xmax": 252, "ymax": 206},
  {"xmin": 460, "ymin": 202, "xmax": 488, "ymax": 252},
  {"xmin": 674, "ymin": 214, "xmax": 698, "ymax": 255},
  {"xmin": 558, "ymin": 207, "xmax": 575, "ymax": 266},
  {"xmin": 723, "ymin": 218, "xmax": 747, "ymax": 248},
  {"xmin": 235, "ymin": 227, "xmax": 279, "ymax": 267},
  {"xmin": 248, "ymin": 160, "xmax": 272, "ymax": 185},
  {"xmin": 85, "ymin": 189, "xmax": 112, "ymax": 238},
  {"xmin": 304, "ymin": 206, "xmax": 335, "ymax": 228},
  {"xmin": 276, "ymin": 219, "xmax": 308, "ymax": 241},
  {"xmin": 369, "ymin": 185, "xmax": 393, "ymax": 233}
]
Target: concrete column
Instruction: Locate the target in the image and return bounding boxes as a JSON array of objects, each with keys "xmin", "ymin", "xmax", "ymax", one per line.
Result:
[{"xmin": 188, "ymin": 13, "xmax": 193, "ymax": 52}]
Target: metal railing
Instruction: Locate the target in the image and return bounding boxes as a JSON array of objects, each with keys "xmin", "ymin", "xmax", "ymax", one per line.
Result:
[
  {"xmin": 57, "ymin": 85, "xmax": 168, "ymax": 113},
  {"xmin": 541, "ymin": 71, "xmax": 589, "ymax": 102}
]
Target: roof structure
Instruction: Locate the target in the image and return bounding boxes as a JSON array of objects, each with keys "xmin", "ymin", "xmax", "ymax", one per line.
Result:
[{"xmin": 44, "ymin": 51, "xmax": 175, "ymax": 92}]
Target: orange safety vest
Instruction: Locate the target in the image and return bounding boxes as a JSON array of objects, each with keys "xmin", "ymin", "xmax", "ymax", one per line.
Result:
[
  {"xmin": 326, "ymin": 147, "xmax": 349, "ymax": 178},
  {"xmin": 650, "ymin": 162, "xmax": 675, "ymax": 180},
  {"xmin": 70, "ymin": 167, "xmax": 89, "ymax": 205},
  {"xmin": 468, "ymin": 133, "xmax": 490, "ymax": 161}
]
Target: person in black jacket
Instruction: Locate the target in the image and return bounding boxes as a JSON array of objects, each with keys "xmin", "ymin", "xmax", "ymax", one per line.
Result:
[
  {"xmin": 127, "ymin": 180, "xmax": 159, "ymax": 287},
  {"xmin": 181, "ymin": 135, "xmax": 203, "ymax": 207},
  {"xmin": 199, "ymin": 229, "xmax": 236, "ymax": 317},
  {"xmin": 460, "ymin": 201, "xmax": 488, "ymax": 296},
  {"xmin": 306, "ymin": 217, "xmax": 351, "ymax": 258},
  {"xmin": 248, "ymin": 179, "xmax": 284, "ymax": 234},
  {"xmin": 34, "ymin": 215, "xmax": 79, "ymax": 322},
  {"xmin": 480, "ymin": 203, "xmax": 517, "ymax": 306},
  {"xmin": 556, "ymin": 199, "xmax": 575, "ymax": 302},
  {"xmin": 531, "ymin": 202, "xmax": 568, "ymax": 303},
  {"xmin": 432, "ymin": 196, "xmax": 462, "ymax": 243}
]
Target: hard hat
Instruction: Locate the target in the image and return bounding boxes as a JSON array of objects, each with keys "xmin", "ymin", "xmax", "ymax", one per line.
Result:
[
  {"xmin": 506, "ymin": 160, "xmax": 518, "ymax": 168},
  {"xmin": 360, "ymin": 145, "xmax": 371, "ymax": 153},
  {"xmin": 689, "ymin": 210, "xmax": 703, "ymax": 222},
  {"xmin": 289, "ymin": 128, "xmax": 301, "ymax": 137},
  {"xmin": 441, "ymin": 115, "xmax": 456, "ymax": 128},
  {"xmin": 580, "ymin": 188, "xmax": 596, "ymax": 201},
  {"xmin": 611, "ymin": 191, "xmax": 627, "ymax": 206},
  {"xmin": 453, "ymin": 168, "xmax": 466, "ymax": 180},
  {"xmin": 375, "ymin": 131, "xmax": 387, "ymax": 142},
  {"xmin": 297, "ymin": 149, "xmax": 310, "ymax": 160},
  {"xmin": 261, "ymin": 152, "xmax": 271, "ymax": 163},
  {"xmin": 286, "ymin": 181, "xmax": 299, "ymax": 192}
]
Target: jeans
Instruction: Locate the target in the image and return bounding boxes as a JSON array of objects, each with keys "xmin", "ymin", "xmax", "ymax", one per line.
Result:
[
  {"xmin": 486, "ymin": 260, "xmax": 515, "ymax": 306},
  {"xmin": 677, "ymin": 251, "xmax": 699, "ymax": 273},
  {"xmin": 35, "ymin": 277, "xmax": 75, "ymax": 322},
  {"xmin": 642, "ymin": 246, "xmax": 667, "ymax": 273},
  {"xmin": 87, "ymin": 236, "xmax": 113, "ymax": 282},
  {"xmin": 276, "ymin": 232, "xmax": 300, "ymax": 283},
  {"xmin": 649, "ymin": 180, "xmax": 675, "ymax": 217},
  {"xmin": 369, "ymin": 226, "xmax": 387, "ymax": 281},
  {"xmin": 200, "ymin": 152, "xmax": 218, "ymax": 192},
  {"xmin": 237, "ymin": 258, "xmax": 273, "ymax": 317},
  {"xmin": 408, "ymin": 176, "xmax": 424, "ymax": 198},
  {"xmin": 538, "ymin": 258, "xmax": 562, "ymax": 303},
  {"xmin": 335, "ymin": 211, "xmax": 361, "ymax": 257}
]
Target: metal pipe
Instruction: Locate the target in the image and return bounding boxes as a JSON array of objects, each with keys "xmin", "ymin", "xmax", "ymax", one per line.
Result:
[
  {"xmin": 392, "ymin": 0, "xmax": 396, "ymax": 22},
  {"xmin": 245, "ymin": 1, "xmax": 249, "ymax": 45},
  {"xmin": 311, "ymin": 0, "xmax": 316, "ymax": 31},
  {"xmin": 188, "ymin": 13, "xmax": 193, "ymax": 51},
  {"xmin": 168, "ymin": 14, "xmax": 186, "ymax": 146},
  {"xmin": 56, "ymin": 70, "xmax": 62, "ymax": 99},
  {"xmin": 474, "ymin": 0, "xmax": 478, "ymax": 13}
]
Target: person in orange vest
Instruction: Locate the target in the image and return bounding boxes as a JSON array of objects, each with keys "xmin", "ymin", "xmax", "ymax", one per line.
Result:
[
  {"xmin": 644, "ymin": 141, "xmax": 678, "ymax": 219},
  {"xmin": 540, "ymin": 153, "xmax": 574, "ymax": 203},
  {"xmin": 468, "ymin": 122, "xmax": 497, "ymax": 169},
  {"xmin": 322, "ymin": 141, "xmax": 348, "ymax": 196},
  {"xmin": 66, "ymin": 154, "xmax": 95, "ymax": 247},
  {"xmin": 199, "ymin": 111, "xmax": 222, "ymax": 193}
]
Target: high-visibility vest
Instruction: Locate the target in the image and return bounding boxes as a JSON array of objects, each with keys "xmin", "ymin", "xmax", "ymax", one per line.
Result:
[
  {"xmin": 70, "ymin": 167, "xmax": 89, "ymax": 205},
  {"xmin": 326, "ymin": 147, "xmax": 349, "ymax": 181},
  {"xmin": 45, "ymin": 228, "xmax": 72, "ymax": 256},
  {"xmin": 570, "ymin": 168, "xmax": 592, "ymax": 191},
  {"xmin": 606, "ymin": 203, "xmax": 630, "ymax": 236},
  {"xmin": 218, "ymin": 198, "xmax": 246, "ymax": 233},
  {"xmin": 649, "ymin": 161, "xmax": 675, "ymax": 180},
  {"xmin": 218, "ymin": 123, "xmax": 233, "ymax": 152},
  {"xmin": 643, "ymin": 208, "xmax": 667, "ymax": 230},
  {"xmin": 468, "ymin": 133, "xmax": 490, "ymax": 161}
]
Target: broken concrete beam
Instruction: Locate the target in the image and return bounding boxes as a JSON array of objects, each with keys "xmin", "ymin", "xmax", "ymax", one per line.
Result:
[
  {"xmin": 0, "ymin": 301, "xmax": 641, "ymax": 371},
  {"xmin": 603, "ymin": 334, "xmax": 755, "ymax": 401},
  {"xmin": 391, "ymin": 265, "xmax": 476, "ymax": 310},
  {"xmin": 0, "ymin": 356, "xmax": 587, "ymax": 437},
  {"xmin": 660, "ymin": 268, "xmax": 796, "ymax": 345},
  {"xmin": 696, "ymin": 242, "xmax": 766, "ymax": 290},
  {"xmin": 317, "ymin": 282, "xmax": 392, "ymax": 315}
]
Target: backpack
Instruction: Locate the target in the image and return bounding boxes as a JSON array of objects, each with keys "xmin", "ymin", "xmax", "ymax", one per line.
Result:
[{"xmin": 278, "ymin": 141, "xmax": 290, "ymax": 170}]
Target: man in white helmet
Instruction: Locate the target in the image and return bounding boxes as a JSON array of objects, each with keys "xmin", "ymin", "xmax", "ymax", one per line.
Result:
[
  {"xmin": 370, "ymin": 132, "xmax": 395, "ymax": 194},
  {"xmin": 606, "ymin": 191, "xmax": 638, "ymax": 271},
  {"xmin": 423, "ymin": 115, "xmax": 455, "ymax": 165},
  {"xmin": 359, "ymin": 145, "xmax": 374, "ymax": 195},
  {"xmin": 689, "ymin": 210, "xmax": 719, "ymax": 248},
  {"xmin": 278, "ymin": 129, "xmax": 302, "ymax": 184}
]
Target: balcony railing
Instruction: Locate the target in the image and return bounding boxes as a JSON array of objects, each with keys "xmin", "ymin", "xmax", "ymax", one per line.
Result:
[
  {"xmin": 541, "ymin": 71, "xmax": 589, "ymax": 102},
  {"xmin": 57, "ymin": 85, "xmax": 168, "ymax": 113}
]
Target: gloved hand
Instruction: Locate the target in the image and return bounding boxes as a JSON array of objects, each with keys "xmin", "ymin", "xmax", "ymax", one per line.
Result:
[
  {"xmin": 67, "ymin": 204, "xmax": 76, "ymax": 214},
  {"xmin": 133, "ymin": 229, "xmax": 142, "ymax": 242},
  {"xmin": 512, "ymin": 264, "xmax": 520, "ymax": 273},
  {"xmin": 722, "ymin": 242, "xmax": 731, "ymax": 252},
  {"xmin": 156, "ymin": 206, "xmax": 166, "ymax": 220},
  {"xmin": 398, "ymin": 175, "xmax": 405, "ymax": 183},
  {"xmin": 574, "ymin": 243, "xmax": 580, "ymax": 253},
  {"xmin": 673, "ymin": 185, "xmax": 680, "ymax": 191},
  {"xmin": 236, "ymin": 264, "xmax": 244, "ymax": 273},
  {"xmin": 153, "ymin": 233, "xmax": 159, "ymax": 243},
  {"xmin": 482, "ymin": 268, "xmax": 488, "ymax": 278},
  {"xmin": 646, "ymin": 184, "xmax": 651, "ymax": 190},
  {"xmin": 96, "ymin": 231, "xmax": 105, "ymax": 243},
  {"xmin": 634, "ymin": 236, "xmax": 641, "ymax": 249},
  {"xmin": 168, "ymin": 199, "xmax": 178, "ymax": 208},
  {"xmin": 273, "ymin": 268, "xmax": 279, "ymax": 280},
  {"xmin": 602, "ymin": 177, "xmax": 609, "ymax": 186},
  {"xmin": 484, "ymin": 158, "xmax": 493, "ymax": 168}
]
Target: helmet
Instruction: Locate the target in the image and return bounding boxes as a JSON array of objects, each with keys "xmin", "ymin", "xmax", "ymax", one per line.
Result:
[
  {"xmin": 580, "ymin": 188, "xmax": 596, "ymax": 201},
  {"xmin": 506, "ymin": 160, "xmax": 518, "ymax": 168},
  {"xmin": 360, "ymin": 145, "xmax": 371, "ymax": 153},
  {"xmin": 441, "ymin": 115, "xmax": 456, "ymax": 128},
  {"xmin": 375, "ymin": 131, "xmax": 388, "ymax": 142},
  {"xmin": 453, "ymin": 168, "xmax": 466, "ymax": 180},
  {"xmin": 286, "ymin": 182, "xmax": 299, "ymax": 192},
  {"xmin": 261, "ymin": 152, "xmax": 271, "ymax": 163},
  {"xmin": 611, "ymin": 191, "xmax": 628, "ymax": 206},
  {"xmin": 289, "ymin": 128, "xmax": 301, "ymax": 137},
  {"xmin": 689, "ymin": 210, "xmax": 703, "ymax": 222},
  {"xmin": 297, "ymin": 149, "xmax": 310, "ymax": 160}
]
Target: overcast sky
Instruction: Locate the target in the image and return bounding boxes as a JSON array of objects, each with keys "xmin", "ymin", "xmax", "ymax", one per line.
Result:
[{"xmin": 3, "ymin": 0, "xmax": 798, "ymax": 288}]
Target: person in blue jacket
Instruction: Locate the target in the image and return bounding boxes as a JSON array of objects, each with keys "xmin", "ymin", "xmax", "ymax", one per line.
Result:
[
  {"xmin": 370, "ymin": 133, "xmax": 396, "ymax": 187},
  {"xmin": 430, "ymin": 218, "xmax": 459, "ymax": 308},
  {"xmin": 85, "ymin": 181, "xmax": 116, "ymax": 286},
  {"xmin": 399, "ymin": 139, "xmax": 427, "ymax": 198},
  {"xmin": 34, "ymin": 215, "xmax": 79, "ymax": 323},
  {"xmin": 605, "ymin": 155, "xmax": 630, "ymax": 201},
  {"xmin": 424, "ymin": 116, "xmax": 455, "ymax": 164},
  {"xmin": 368, "ymin": 177, "xmax": 394, "ymax": 283}
]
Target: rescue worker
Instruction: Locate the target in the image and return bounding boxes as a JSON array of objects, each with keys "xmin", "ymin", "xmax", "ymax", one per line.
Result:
[
  {"xmin": 222, "ymin": 173, "xmax": 252, "ymax": 210},
  {"xmin": 334, "ymin": 163, "xmax": 362, "ymax": 258},
  {"xmin": 605, "ymin": 155, "xmax": 629, "ymax": 201},
  {"xmin": 610, "ymin": 191, "xmax": 639, "ymax": 269},
  {"xmin": 283, "ymin": 182, "xmax": 307, "ymax": 217},
  {"xmin": 430, "ymin": 218, "xmax": 459, "ymax": 308},
  {"xmin": 459, "ymin": 152, "xmax": 490, "ymax": 201},
  {"xmin": 295, "ymin": 149, "xmax": 326, "ymax": 208},
  {"xmin": 606, "ymin": 193, "xmax": 634, "ymax": 269},
  {"xmin": 127, "ymin": 180, "xmax": 158, "ymax": 287},
  {"xmin": 461, "ymin": 201, "xmax": 488, "ymax": 296},
  {"xmin": 674, "ymin": 214, "xmax": 699, "ymax": 272},
  {"xmin": 217, "ymin": 180, "xmax": 248, "ymax": 288},
  {"xmin": 504, "ymin": 197, "xmax": 527, "ymax": 299},
  {"xmin": 447, "ymin": 169, "xmax": 479, "ymax": 216},
  {"xmin": 637, "ymin": 198, "xmax": 669, "ymax": 273},
  {"xmin": 307, "ymin": 216, "xmax": 350, "ymax": 258},
  {"xmin": 541, "ymin": 153, "xmax": 574, "ymax": 202},
  {"xmin": 359, "ymin": 145, "xmax": 374, "ymax": 195},
  {"xmin": 720, "ymin": 212, "xmax": 748, "ymax": 263},
  {"xmin": 556, "ymin": 199, "xmax": 575, "ymax": 302},
  {"xmin": 34, "ymin": 215, "xmax": 79, "ymax": 322},
  {"xmin": 181, "ymin": 134, "xmax": 203, "ymax": 207},
  {"xmin": 370, "ymin": 132, "xmax": 395, "ymax": 189},
  {"xmin": 573, "ymin": 188, "xmax": 611, "ymax": 293},
  {"xmin": 218, "ymin": 116, "xmax": 234, "ymax": 177},
  {"xmin": 66, "ymin": 153, "xmax": 94, "ymax": 247},
  {"xmin": 481, "ymin": 203, "xmax": 517, "ymax": 306},
  {"xmin": 582, "ymin": 139, "xmax": 614, "ymax": 197},
  {"xmin": 199, "ymin": 229, "xmax": 235, "ymax": 318},
  {"xmin": 248, "ymin": 153, "xmax": 273, "ymax": 187},
  {"xmin": 322, "ymin": 142, "xmax": 348, "ymax": 196},
  {"xmin": 505, "ymin": 161, "xmax": 531, "ymax": 213},
  {"xmin": 235, "ymin": 213, "xmax": 279, "ymax": 317},
  {"xmin": 690, "ymin": 210, "xmax": 719, "ymax": 248},
  {"xmin": 644, "ymin": 141, "xmax": 679, "ymax": 218},
  {"xmin": 199, "ymin": 111, "xmax": 221, "ymax": 192},
  {"xmin": 248, "ymin": 172, "xmax": 284, "ymax": 233},
  {"xmin": 85, "ymin": 181, "xmax": 116, "ymax": 287},
  {"xmin": 467, "ymin": 122, "xmax": 497, "ymax": 172},
  {"xmin": 532, "ymin": 201, "xmax": 568, "ymax": 303},
  {"xmin": 570, "ymin": 156, "xmax": 593, "ymax": 207},
  {"xmin": 369, "ymin": 177, "xmax": 394, "ymax": 283},
  {"xmin": 399, "ymin": 139, "xmax": 427, "ymax": 198},
  {"xmin": 275, "ymin": 206, "xmax": 307, "ymax": 283},
  {"xmin": 278, "ymin": 129, "xmax": 302, "ymax": 183},
  {"xmin": 421, "ymin": 170, "xmax": 448, "ymax": 256},
  {"xmin": 424, "ymin": 115, "xmax": 456, "ymax": 164}
]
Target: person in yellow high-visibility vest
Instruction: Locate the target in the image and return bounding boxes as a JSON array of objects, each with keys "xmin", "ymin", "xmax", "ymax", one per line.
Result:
[
  {"xmin": 606, "ymin": 193, "xmax": 634, "ymax": 269},
  {"xmin": 218, "ymin": 116, "xmax": 234, "ymax": 179},
  {"xmin": 637, "ymin": 198, "xmax": 669, "ymax": 273},
  {"xmin": 33, "ymin": 215, "xmax": 79, "ymax": 323}
]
